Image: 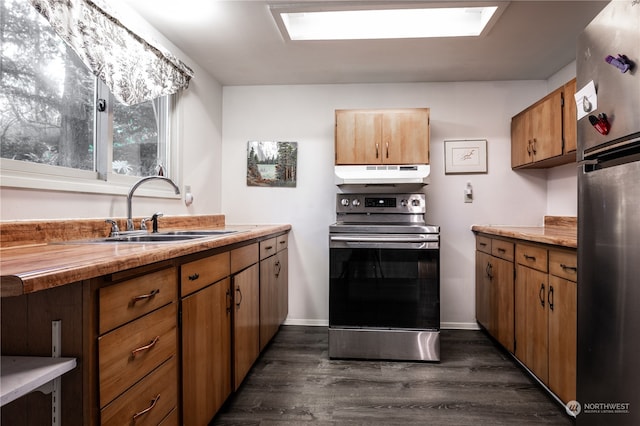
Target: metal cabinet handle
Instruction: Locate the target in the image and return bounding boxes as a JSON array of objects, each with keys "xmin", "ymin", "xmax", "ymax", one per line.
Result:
[
  {"xmin": 523, "ymin": 254, "xmax": 536, "ymax": 261},
  {"xmin": 375, "ymin": 143, "xmax": 379, "ymax": 158},
  {"xmin": 560, "ymin": 263, "xmax": 577, "ymax": 273},
  {"xmin": 132, "ymin": 394, "xmax": 160, "ymax": 421},
  {"xmin": 385, "ymin": 142, "xmax": 389, "ymax": 158},
  {"xmin": 497, "ymin": 248, "xmax": 506, "ymax": 253},
  {"xmin": 265, "ymin": 245, "xmax": 274, "ymax": 251},
  {"xmin": 479, "ymin": 242, "xmax": 487, "ymax": 247},
  {"xmin": 539, "ymin": 283, "xmax": 545, "ymax": 307},
  {"xmin": 130, "ymin": 336, "xmax": 160, "ymax": 359},
  {"xmin": 275, "ymin": 260, "xmax": 281, "ymax": 277},
  {"xmin": 131, "ymin": 289, "xmax": 160, "ymax": 305},
  {"xmin": 527, "ymin": 140, "xmax": 532, "ymax": 155},
  {"xmin": 188, "ymin": 273, "xmax": 200, "ymax": 281},
  {"xmin": 236, "ymin": 286, "xmax": 243, "ymax": 307},
  {"xmin": 548, "ymin": 285, "xmax": 554, "ymax": 311},
  {"xmin": 532, "ymin": 138, "xmax": 537, "ymax": 154},
  {"xmin": 486, "ymin": 262, "xmax": 493, "ymax": 280}
]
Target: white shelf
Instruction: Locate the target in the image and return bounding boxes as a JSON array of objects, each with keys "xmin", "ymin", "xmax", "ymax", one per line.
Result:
[{"xmin": 0, "ymin": 356, "xmax": 77, "ymax": 407}]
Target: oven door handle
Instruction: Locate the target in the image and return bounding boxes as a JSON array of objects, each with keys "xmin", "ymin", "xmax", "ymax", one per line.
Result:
[{"xmin": 330, "ymin": 234, "xmax": 438, "ymax": 243}]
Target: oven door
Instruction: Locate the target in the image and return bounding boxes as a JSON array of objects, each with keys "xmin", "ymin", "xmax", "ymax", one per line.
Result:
[{"xmin": 329, "ymin": 233, "xmax": 439, "ymax": 330}]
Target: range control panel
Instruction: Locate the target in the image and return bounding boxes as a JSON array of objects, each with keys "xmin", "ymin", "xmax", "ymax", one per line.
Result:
[{"xmin": 336, "ymin": 193, "xmax": 425, "ymax": 214}]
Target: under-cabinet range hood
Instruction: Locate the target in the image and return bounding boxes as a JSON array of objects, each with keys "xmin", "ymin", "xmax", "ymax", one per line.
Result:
[{"xmin": 334, "ymin": 164, "xmax": 430, "ymax": 185}]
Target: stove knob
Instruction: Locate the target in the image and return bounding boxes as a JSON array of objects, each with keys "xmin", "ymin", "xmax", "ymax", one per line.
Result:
[
  {"xmin": 401, "ymin": 199, "xmax": 408, "ymax": 207},
  {"xmin": 352, "ymin": 199, "xmax": 361, "ymax": 207},
  {"xmin": 411, "ymin": 199, "xmax": 421, "ymax": 207},
  {"xmin": 341, "ymin": 198, "xmax": 350, "ymax": 207}
]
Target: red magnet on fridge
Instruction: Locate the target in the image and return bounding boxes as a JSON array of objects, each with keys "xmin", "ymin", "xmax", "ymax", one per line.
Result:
[{"xmin": 589, "ymin": 113, "xmax": 611, "ymax": 135}]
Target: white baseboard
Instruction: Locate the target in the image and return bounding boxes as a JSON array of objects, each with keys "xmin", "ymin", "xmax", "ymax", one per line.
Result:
[
  {"xmin": 283, "ymin": 319, "xmax": 480, "ymax": 330},
  {"xmin": 441, "ymin": 322, "xmax": 481, "ymax": 330}
]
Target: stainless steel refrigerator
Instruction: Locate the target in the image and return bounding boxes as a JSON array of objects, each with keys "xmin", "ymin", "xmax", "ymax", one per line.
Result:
[{"xmin": 576, "ymin": 1, "xmax": 640, "ymax": 425}]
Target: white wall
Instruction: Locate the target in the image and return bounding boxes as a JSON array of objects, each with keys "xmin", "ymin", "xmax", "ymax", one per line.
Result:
[{"xmin": 221, "ymin": 81, "xmax": 558, "ymax": 329}]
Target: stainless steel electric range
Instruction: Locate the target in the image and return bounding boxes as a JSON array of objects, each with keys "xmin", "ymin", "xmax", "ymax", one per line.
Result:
[{"xmin": 328, "ymin": 193, "xmax": 440, "ymax": 361}]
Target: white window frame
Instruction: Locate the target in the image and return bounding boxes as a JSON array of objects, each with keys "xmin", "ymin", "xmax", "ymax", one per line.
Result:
[{"xmin": 0, "ymin": 82, "xmax": 182, "ymax": 199}]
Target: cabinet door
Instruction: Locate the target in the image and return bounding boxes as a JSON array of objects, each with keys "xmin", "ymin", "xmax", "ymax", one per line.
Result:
[
  {"xmin": 276, "ymin": 249, "xmax": 289, "ymax": 326},
  {"xmin": 530, "ymin": 90, "xmax": 563, "ymax": 162},
  {"xmin": 335, "ymin": 110, "xmax": 382, "ymax": 164},
  {"xmin": 493, "ymin": 256, "xmax": 514, "ymax": 353},
  {"xmin": 563, "ymin": 79, "xmax": 577, "ymax": 154},
  {"xmin": 182, "ymin": 278, "xmax": 231, "ymax": 426},
  {"xmin": 548, "ymin": 275, "xmax": 577, "ymax": 404},
  {"xmin": 259, "ymin": 254, "xmax": 278, "ymax": 351},
  {"xmin": 515, "ymin": 265, "xmax": 549, "ymax": 383},
  {"xmin": 382, "ymin": 109, "xmax": 429, "ymax": 164},
  {"xmin": 511, "ymin": 112, "xmax": 531, "ymax": 168},
  {"xmin": 233, "ymin": 264, "xmax": 260, "ymax": 390},
  {"xmin": 475, "ymin": 251, "xmax": 492, "ymax": 331}
]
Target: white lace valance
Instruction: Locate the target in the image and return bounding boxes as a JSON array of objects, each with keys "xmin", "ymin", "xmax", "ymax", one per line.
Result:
[{"xmin": 29, "ymin": 0, "xmax": 194, "ymax": 106}]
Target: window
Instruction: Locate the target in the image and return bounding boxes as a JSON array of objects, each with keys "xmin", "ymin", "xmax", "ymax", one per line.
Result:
[{"xmin": 0, "ymin": 0, "xmax": 176, "ymax": 194}]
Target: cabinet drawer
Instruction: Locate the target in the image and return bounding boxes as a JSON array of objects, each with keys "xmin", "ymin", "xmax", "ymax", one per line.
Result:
[
  {"xmin": 100, "ymin": 356, "xmax": 177, "ymax": 426},
  {"xmin": 476, "ymin": 235, "xmax": 491, "ymax": 254},
  {"xmin": 231, "ymin": 243, "xmax": 258, "ymax": 274},
  {"xmin": 181, "ymin": 252, "xmax": 230, "ymax": 296},
  {"xmin": 492, "ymin": 239, "xmax": 514, "ymax": 262},
  {"xmin": 100, "ymin": 267, "xmax": 177, "ymax": 334},
  {"xmin": 549, "ymin": 249, "xmax": 578, "ymax": 282},
  {"xmin": 516, "ymin": 243, "xmax": 548, "ymax": 272},
  {"xmin": 260, "ymin": 237, "xmax": 277, "ymax": 260},
  {"xmin": 276, "ymin": 234, "xmax": 288, "ymax": 252},
  {"xmin": 99, "ymin": 303, "xmax": 177, "ymax": 407}
]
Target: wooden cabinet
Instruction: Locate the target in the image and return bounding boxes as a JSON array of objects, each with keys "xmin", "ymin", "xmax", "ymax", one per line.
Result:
[
  {"xmin": 98, "ymin": 265, "xmax": 178, "ymax": 425},
  {"xmin": 232, "ymin": 263, "xmax": 260, "ymax": 390},
  {"xmin": 511, "ymin": 79, "xmax": 576, "ymax": 169},
  {"xmin": 547, "ymin": 249, "xmax": 577, "ymax": 404},
  {"xmin": 259, "ymin": 234, "xmax": 289, "ymax": 350},
  {"xmin": 475, "ymin": 235, "xmax": 514, "ymax": 352},
  {"xmin": 514, "ymin": 243, "xmax": 577, "ymax": 404},
  {"xmin": 180, "ymin": 252, "xmax": 231, "ymax": 426},
  {"xmin": 335, "ymin": 108, "xmax": 430, "ymax": 165}
]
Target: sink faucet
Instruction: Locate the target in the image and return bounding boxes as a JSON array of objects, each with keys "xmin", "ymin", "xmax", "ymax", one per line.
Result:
[{"xmin": 126, "ymin": 176, "xmax": 180, "ymax": 231}]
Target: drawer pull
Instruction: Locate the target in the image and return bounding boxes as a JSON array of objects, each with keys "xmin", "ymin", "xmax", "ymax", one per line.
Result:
[
  {"xmin": 130, "ymin": 336, "xmax": 160, "ymax": 359},
  {"xmin": 279, "ymin": 240, "xmax": 286, "ymax": 245},
  {"xmin": 132, "ymin": 394, "xmax": 160, "ymax": 421},
  {"xmin": 523, "ymin": 254, "xmax": 536, "ymax": 261},
  {"xmin": 188, "ymin": 273, "xmax": 200, "ymax": 281},
  {"xmin": 560, "ymin": 263, "xmax": 577, "ymax": 273},
  {"xmin": 265, "ymin": 245, "xmax": 274, "ymax": 251},
  {"xmin": 131, "ymin": 288, "xmax": 160, "ymax": 305},
  {"xmin": 479, "ymin": 242, "xmax": 487, "ymax": 247},
  {"xmin": 497, "ymin": 248, "xmax": 506, "ymax": 253}
]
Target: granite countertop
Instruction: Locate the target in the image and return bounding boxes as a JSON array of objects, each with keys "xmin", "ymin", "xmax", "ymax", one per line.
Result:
[
  {"xmin": 0, "ymin": 216, "xmax": 290, "ymax": 297},
  {"xmin": 471, "ymin": 216, "xmax": 577, "ymax": 249}
]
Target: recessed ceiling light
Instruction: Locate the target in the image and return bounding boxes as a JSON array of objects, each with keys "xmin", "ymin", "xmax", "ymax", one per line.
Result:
[{"xmin": 271, "ymin": 3, "xmax": 506, "ymax": 41}]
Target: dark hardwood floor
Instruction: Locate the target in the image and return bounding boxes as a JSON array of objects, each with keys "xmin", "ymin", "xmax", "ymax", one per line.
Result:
[{"xmin": 212, "ymin": 326, "xmax": 574, "ymax": 425}]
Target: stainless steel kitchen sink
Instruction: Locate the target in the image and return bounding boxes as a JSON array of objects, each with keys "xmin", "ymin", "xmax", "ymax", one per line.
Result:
[
  {"xmin": 58, "ymin": 230, "xmax": 239, "ymax": 244},
  {"xmin": 159, "ymin": 230, "xmax": 238, "ymax": 236}
]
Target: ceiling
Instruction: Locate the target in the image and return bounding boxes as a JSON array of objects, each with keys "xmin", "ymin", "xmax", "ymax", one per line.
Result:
[{"xmin": 121, "ymin": 0, "xmax": 609, "ymax": 86}]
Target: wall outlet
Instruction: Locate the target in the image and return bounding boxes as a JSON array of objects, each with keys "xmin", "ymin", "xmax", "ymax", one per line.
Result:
[{"xmin": 464, "ymin": 182, "xmax": 473, "ymax": 203}]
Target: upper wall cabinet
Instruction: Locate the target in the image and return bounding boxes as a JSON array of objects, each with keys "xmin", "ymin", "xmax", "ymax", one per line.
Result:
[
  {"xmin": 511, "ymin": 79, "xmax": 576, "ymax": 169},
  {"xmin": 335, "ymin": 108, "xmax": 430, "ymax": 165}
]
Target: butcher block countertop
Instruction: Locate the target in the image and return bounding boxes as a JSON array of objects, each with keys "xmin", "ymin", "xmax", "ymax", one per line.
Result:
[
  {"xmin": 0, "ymin": 215, "xmax": 290, "ymax": 297},
  {"xmin": 471, "ymin": 216, "xmax": 577, "ymax": 249}
]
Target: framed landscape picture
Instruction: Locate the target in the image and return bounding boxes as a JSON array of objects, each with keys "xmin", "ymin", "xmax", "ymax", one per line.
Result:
[{"xmin": 247, "ymin": 141, "xmax": 298, "ymax": 187}]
